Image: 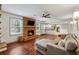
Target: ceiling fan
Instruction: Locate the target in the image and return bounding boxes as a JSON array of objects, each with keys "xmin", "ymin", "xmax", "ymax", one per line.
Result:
[
  {"xmin": 42, "ymin": 14, "xmax": 51, "ymax": 18},
  {"xmin": 42, "ymin": 10, "xmax": 51, "ymax": 18}
]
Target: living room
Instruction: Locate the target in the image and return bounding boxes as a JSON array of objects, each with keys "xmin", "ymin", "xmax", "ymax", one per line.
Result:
[{"xmin": 0, "ymin": 4, "xmax": 79, "ymax": 55}]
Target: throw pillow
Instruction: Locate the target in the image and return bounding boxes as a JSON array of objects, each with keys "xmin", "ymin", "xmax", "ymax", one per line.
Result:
[
  {"xmin": 64, "ymin": 34, "xmax": 70, "ymax": 41},
  {"xmin": 71, "ymin": 34, "xmax": 77, "ymax": 40},
  {"xmin": 65, "ymin": 40, "xmax": 77, "ymax": 52},
  {"xmin": 64, "ymin": 34, "xmax": 77, "ymax": 45}
]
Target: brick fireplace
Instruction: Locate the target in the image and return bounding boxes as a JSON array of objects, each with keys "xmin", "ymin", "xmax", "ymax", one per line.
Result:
[{"xmin": 22, "ymin": 17, "xmax": 35, "ymax": 41}]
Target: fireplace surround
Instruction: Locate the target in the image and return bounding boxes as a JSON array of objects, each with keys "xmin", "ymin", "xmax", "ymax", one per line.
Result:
[{"xmin": 22, "ymin": 17, "xmax": 35, "ymax": 41}]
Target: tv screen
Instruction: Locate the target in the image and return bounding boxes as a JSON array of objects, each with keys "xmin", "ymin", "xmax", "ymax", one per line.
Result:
[{"xmin": 27, "ymin": 21, "xmax": 34, "ymax": 26}]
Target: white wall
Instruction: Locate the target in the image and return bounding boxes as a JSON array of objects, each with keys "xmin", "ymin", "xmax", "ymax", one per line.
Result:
[
  {"xmin": 0, "ymin": 11, "xmax": 23, "ymax": 44},
  {"xmin": 73, "ymin": 20, "xmax": 79, "ymax": 38},
  {"xmin": 36, "ymin": 18, "xmax": 70, "ymax": 35},
  {"xmin": 59, "ymin": 22, "xmax": 73, "ymax": 34},
  {"xmin": 73, "ymin": 11, "xmax": 79, "ymax": 38}
]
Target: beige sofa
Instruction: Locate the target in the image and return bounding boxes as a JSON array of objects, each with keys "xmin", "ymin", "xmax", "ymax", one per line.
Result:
[
  {"xmin": 46, "ymin": 43, "xmax": 76, "ymax": 55},
  {"xmin": 35, "ymin": 39, "xmax": 58, "ymax": 54},
  {"xmin": 35, "ymin": 34, "xmax": 79, "ymax": 55},
  {"xmin": 35, "ymin": 39, "xmax": 70, "ymax": 55}
]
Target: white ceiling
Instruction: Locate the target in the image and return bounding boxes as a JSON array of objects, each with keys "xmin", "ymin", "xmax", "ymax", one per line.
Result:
[{"xmin": 1, "ymin": 4, "xmax": 79, "ymax": 21}]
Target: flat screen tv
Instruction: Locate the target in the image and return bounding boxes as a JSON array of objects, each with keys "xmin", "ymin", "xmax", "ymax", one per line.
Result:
[{"xmin": 27, "ymin": 21, "xmax": 34, "ymax": 26}]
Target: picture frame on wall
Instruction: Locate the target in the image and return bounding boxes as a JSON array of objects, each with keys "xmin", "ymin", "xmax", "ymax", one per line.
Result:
[{"xmin": 9, "ymin": 17, "xmax": 22, "ymax": 36}]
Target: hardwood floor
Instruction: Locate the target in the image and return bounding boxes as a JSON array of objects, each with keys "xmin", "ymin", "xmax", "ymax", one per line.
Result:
[{"xmin": 0, "ymin": 39, "xmax": 39, "ymax": 55}]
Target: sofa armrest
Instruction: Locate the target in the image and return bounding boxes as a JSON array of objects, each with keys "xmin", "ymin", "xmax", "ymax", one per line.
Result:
[{"xmin": 46, "ymin": 43, "xmax": 68, "ymax": 55}]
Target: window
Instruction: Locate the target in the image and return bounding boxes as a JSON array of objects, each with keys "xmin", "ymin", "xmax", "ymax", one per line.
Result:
[{"xmin": 9, "ymin": 17, "xmax": 22, "ymax": 35}]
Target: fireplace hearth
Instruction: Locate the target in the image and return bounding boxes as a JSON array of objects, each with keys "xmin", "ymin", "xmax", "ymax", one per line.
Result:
[{"xmin": 28, "ymin": 30, "xmax": 34, "ymax": 36}]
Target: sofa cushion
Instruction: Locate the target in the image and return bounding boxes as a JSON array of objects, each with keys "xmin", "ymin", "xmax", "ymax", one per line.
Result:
[
  {"xmin": 65, "ymin": 40, "xmax": 77, "ymax": 52},
  {"xmin": 64, "ymin": 34, "xmax": 77, "ymax": 42},
  {"xmin": 36, "ymin": 43, "xmax": 47, "ymax": 52},
  {"xmin": 35, "ymin": 39, "xmax": 57, "ymax": 52},
  {"xmin": 35, "ymin": 39, "xmax": 48, "ymax": 52},
  {"xmin": 62, "ymin": 34, "xmax": 78, "ymax": 52},
  {"xmin": 64, "ymin": 34, "xmax": 78, "ymax": 44},
  {"xmin": 58, "ymin": 40, "xmax": 65, "ymax": 47}
]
